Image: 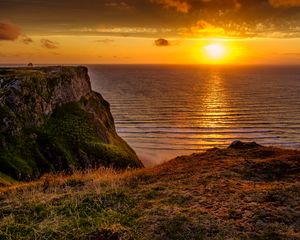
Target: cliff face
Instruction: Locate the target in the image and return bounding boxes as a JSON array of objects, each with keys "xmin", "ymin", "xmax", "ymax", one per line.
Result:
[
  {"xmin": 0, "ymin": 67, "xmax": 91, "ymax": 136},
  {"xmin": 0, "ymin": 66, "xmax": 142, "ymax": 183}
]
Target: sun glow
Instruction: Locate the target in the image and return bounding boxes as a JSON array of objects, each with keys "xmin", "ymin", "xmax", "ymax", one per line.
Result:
[
  {"xmin": 194, "ymin": 41, "xmax": 241, "ymax": 64},
  {"xmin": 204, "ymin": 44, "xmax": 226, "ymax": 61}
]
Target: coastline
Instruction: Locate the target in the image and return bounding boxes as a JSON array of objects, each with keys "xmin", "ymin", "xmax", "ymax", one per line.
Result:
[{"xmin": 0, "ymin": 66, "xmax": 299, "ymax": 239}]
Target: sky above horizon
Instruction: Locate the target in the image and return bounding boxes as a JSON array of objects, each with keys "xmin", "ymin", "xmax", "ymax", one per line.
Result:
[{"xmin": 0, "ymin": 0, "xmax": 300, "ymax": 65}]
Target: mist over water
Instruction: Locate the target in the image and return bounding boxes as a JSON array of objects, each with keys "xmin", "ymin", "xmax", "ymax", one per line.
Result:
[{"xmin": 89, "ymin": 65, "xmax": 300, "ymax": 166}]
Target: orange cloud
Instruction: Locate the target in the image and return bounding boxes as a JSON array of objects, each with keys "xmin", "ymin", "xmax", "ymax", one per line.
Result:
[
  {"xmin": 151, "ymin": 0, "xmax": 191, "ymax": 13},
  {"xmin": 40, "ymin": 39, "xmax": 59, "ymax": 49},
  {"xmin": 269, "ymin": 0, "xmax": 300, "ymax": 7},
  {"xmin": 21, "ymin": 36, "xmax": 34, "ymax": 44},
  {"xmin": 190, "ymin": 20, "xmax": 225, "ymax": 37},
  {"xmin": 0, "ymin": 21, "xmax": 21, "ymax": 41},
  {"xmin": 233, "ymin": 0, "xmax": 242, "ymax": 10}
]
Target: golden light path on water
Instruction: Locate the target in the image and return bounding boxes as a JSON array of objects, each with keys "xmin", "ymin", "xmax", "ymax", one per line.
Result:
[
  {"xmin": 195, "ymin": 71, "xmax": 230, "ymax": 146},
  {"xmin": 172, "ymin": 70, "xmax": 229, "ymax": 146}
]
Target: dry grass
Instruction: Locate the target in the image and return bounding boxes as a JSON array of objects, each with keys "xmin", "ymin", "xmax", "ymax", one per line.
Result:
[{"xmin": 0, "ymin": 145, "xmax": 300, "ymax": 239}]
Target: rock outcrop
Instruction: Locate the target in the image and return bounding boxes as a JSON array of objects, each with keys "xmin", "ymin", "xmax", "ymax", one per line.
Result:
[{"xmin": 0, "ymin": 66, "xmax": 143, "ymax": 183}]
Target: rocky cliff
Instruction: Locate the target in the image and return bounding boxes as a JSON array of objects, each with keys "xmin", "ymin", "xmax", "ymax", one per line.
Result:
[{"xmin": 0, "ymin": 66, "xmax": 143, "ymax": 183}]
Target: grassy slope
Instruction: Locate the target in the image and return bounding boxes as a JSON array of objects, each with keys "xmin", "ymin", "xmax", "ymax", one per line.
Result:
[
  {"xmin": 0, "ymin": 100, "xmax": 141, "ymax": 182},
  {"xmin": 0, "ymin": 145, "xmax": 299, "ymax": 240}
]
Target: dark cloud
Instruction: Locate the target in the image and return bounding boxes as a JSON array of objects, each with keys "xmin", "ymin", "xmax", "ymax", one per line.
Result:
[
  {"xmin": 21, "ymin": 36, "xmax": 34, "ymax": 44},
  {"xmin": 155, "ymin": 38, "xmax": 170, "ymax": 46},
  {"xmin": 0, "ymin": 21, "xmax": 21, "ymax": 41},
  {"xmin": 0, "ymin": 0, "xmax": 300, "ymax": 38},
  {"xmin": 40, "ymin": 39, "xmax": 59, "ymax": 49}
]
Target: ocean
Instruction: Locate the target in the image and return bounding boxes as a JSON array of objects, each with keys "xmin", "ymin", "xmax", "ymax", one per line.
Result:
[{"xmin": 89, "ymin": 65, "xmax": 300, "ymax": 166}]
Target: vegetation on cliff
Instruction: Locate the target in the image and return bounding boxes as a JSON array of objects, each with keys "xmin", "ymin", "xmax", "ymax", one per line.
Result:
[
  {"xmin": 0, "ymin": 143, "xmax": 299, "ymax": 239},
  {"xmin": 0, "ymin": 67, "xmax": 142, "ymax": 183}
]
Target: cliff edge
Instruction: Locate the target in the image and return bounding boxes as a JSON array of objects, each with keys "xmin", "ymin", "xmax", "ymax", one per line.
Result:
[{"xmin": 0, "ymin": 66, "xmax": 143, "ymax": 183}]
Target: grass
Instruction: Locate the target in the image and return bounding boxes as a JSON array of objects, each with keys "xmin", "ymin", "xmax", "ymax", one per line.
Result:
[
  {"xmin": 0, "ymin": 169, "xmax": 142, "ymax": 240},
  {"xmin": 0, "ymin": 145, "xmax": 299, "ymax": 239}
]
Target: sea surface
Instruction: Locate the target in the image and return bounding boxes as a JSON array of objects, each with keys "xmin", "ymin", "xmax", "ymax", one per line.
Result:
[{"xmin": 89, "ymin": 65, "xmax": 300, "ymax": 166}]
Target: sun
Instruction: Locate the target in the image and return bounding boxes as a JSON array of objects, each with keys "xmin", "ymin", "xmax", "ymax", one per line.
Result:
[
  {"xmin": 195, "ymin": 41, "xmax": 239, "ymax": 64},
  {"xmin": 204, "ymin": 44, "xmax": 226, "ymax": 61}
]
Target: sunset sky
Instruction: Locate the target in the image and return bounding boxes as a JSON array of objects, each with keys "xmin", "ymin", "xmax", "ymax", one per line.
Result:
[{"xmin": 0, "ymin": 0, "xmax": 300, "ymax": 65}]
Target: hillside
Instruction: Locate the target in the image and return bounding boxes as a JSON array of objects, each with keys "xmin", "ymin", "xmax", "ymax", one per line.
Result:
[
  {"xmin": 0, "ymin": 142, "xmax": 299, "ymax": 239},
  {"xmin": 0, "ymin": 66, "xmax": 142, "ymax": 184}
]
